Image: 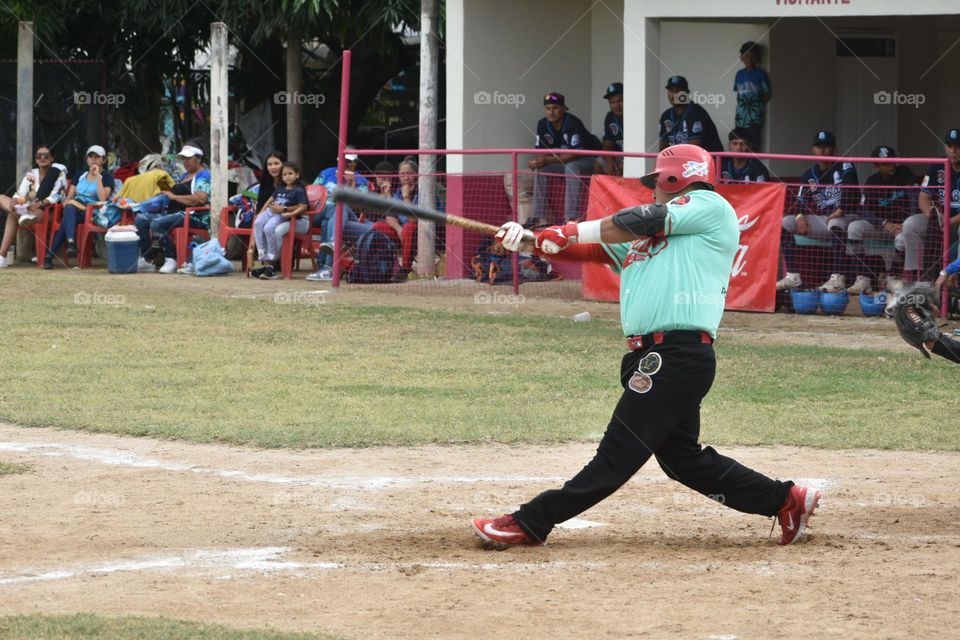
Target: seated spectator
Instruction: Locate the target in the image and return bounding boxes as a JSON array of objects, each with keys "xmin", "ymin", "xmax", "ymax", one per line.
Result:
[
  {"xmin": 44, "ymin": 145, "xmax": 114, "ymax": 269},
  {"xmin": 845, "ymin": 145, "xmax": 916, "ymax": 294},
  {"xmin": 903, "ymin": 128, "xmax": 960, "ymax": 284},
  {"xmin": 250, "ymin": 162, "xmax": 309, "ymax": 280},
  {"xmin": 659, "ymin": 76, "xmax": 723, "ymax": 152},
  {"xmin": 596, "ymin": 82, "xmax": 623, "ymax": 176},
  {"xmin": 734, "ymin": 42, "xmax": 771, "ymax": 151},
  {"xmin": 0, "ymin": 145, "xmax": 67, "ymax": 268},
  {"xmin": 134, "ymin": 144, "xmax": 211, "ymax": 274},
  {"xmin": 778, "ymin": 130, "xmax": 860, "ymax": 292},
  {"xmin": 253, "ymin": 151, "xmax": 285, "ymax": 226},
  {"xmin": 528, "ymin": 92, "xmax": 596, "ymax": 222},
  {"xmin": 305, "ymin": 149, "xmax": 370, "ymax": 281},
  {"xmin": 720, "ymin": 128, "xmax": 770, "ymax": 183}
]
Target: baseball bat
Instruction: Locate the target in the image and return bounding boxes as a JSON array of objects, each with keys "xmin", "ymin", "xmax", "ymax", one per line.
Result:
[{"xmin": 332, "ymin": 187, "xmax": 536, "ymax": 246}]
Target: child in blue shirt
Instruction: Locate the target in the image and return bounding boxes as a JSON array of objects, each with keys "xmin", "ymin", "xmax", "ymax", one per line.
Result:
[
  {"xmin": 253, "ymin": 162, "xmax": 308, "ymax": 278},
  {"xmin": 734, "ymin": 42, "xmax": 771, "ymax": 151}
]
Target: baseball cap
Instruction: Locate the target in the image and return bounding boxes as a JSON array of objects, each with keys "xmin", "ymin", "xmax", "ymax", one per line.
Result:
[
  {"xmin": 665, "ymin": 75, "xmax": 689, "ymax": 91},
  {"xmin": 85, "ymin": 144, "xmax": 106, "ymax": 157},
  {"xmin": 374, "ymin": 160, "xmax": 395, "ymax": 173},
  {"xmin": 603, "ymin": 82, "xmax": 623, "ymax": 99},
  {"xmin": 944, "ymin": 128, "xmax": 960, "ymax": 144},
  {"xmin": 543, "ymin": 92, "xmax": 565, "ymax": 106},
  {"xmin": 177, "ymin": 145, "xmax": 203, "ymax": 158},
  {"xmin": 812, "ymin": 130, "xmax": 836, "ymax": 146},
  {"xmin": 871, "ymin": 145, "xmax": 897, "ymax": 159},
  {"xmin": 739, "ymin": 41, "xmax": 760, "ymax": 56}
]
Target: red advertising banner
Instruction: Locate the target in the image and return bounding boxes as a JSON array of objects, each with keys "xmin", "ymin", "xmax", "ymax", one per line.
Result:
[{"xmin": 581, "ymin": 176, "xmax": 786, "ymax": 312}]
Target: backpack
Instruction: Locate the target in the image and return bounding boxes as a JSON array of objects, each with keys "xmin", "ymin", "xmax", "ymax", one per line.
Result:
[
  {"xmin": 471, "ymin": 238, "xmax": 558, "ymax": 285},
  {"xmin": 346, "ymin": 229, "xmax": 398, "ymax": 284}
]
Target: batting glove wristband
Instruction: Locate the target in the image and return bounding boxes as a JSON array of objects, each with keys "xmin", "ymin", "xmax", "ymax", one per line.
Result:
[{"xmin": 535, "ymin": 222, "xmax": 580, "ymax": 254}]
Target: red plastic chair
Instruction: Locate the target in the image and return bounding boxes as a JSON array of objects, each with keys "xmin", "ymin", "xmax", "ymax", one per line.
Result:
[
  {"xmin": 279, "ymin": 184, "xmax": 326, "ymax": 279},
  {"xmin": 172, "ymin": 206, "xmax": 211, "ymax": 267},
  {"xmin": 217, "ymin": 205, "xmax": 256, "ymax": 272},
  {"xmin": 23, "ymin": 203, "xmax": 59, "ymax": 268},
  {"xmin": 71, "ymin": 205, "xmax": 136, "ymax": 269}
]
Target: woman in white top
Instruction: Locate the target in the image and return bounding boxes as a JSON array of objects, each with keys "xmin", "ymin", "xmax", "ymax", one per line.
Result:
[{"xmin": 0, "ymin": 145, "xmax": 68, "ymax": 268}]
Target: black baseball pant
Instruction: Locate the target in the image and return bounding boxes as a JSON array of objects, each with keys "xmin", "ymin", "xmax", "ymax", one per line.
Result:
[{"xmin": 513, "ymin": 333, "xmax": 792, "ymax": 543}]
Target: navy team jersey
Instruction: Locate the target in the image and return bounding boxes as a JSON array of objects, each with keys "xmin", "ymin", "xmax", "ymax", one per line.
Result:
[
  {"xmin": 860, "ymin": 166, "xmax": 916, "ymax": 225},
  {"xmin": 536, "ymin": 113, "xmax": 591, "ymax": 150},
  {"xmin": 796, "ymin": 162, "xmax": 860, "ymax": 215},
  {"xmin": 720, "ymin": 158, "xmax": 769, "ymax": 183},
  {"xmin": 658, "ymin": 104, "xmax": 723, "ymax": 152},
  {"xmin": 920, "ymin": 163, "xmax": 960, "ymax": 213},
  {"xmin": 602, "ymin": 111, "xmax": 623, "ymax": 150}
]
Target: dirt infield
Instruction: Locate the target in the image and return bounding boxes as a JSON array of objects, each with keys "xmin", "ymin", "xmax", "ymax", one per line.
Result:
[{"xmin": 1, "ymin": 424, "xmax": 957, "ymax": 639}]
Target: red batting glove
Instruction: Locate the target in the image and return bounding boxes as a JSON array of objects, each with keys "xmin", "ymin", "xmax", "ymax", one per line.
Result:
[{"xmin": 535, "ymin": 222, "xmax": 579, "ymax": 254}]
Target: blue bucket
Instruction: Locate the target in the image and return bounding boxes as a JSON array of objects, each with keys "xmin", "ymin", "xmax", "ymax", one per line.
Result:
[
  {"xmin": 820, "ymin": 291, "xmax": 850, "ymax": 315},
  {"xmin": 789, "ymin": 289, "xmax": 820, "ymax": 314},
  {"xmin": 105, "ymin": 230, "xmax": 139, "ymax": 274},
  {"xmin": 859, "ymin": 291, "xmax": 888, "ymax": 317}
]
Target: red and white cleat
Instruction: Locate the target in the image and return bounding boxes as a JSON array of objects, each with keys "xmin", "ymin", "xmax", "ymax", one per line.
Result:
[
  {"xmin": 777, "ymin": 485, "xmax": 821, "ymax": 545},
  {"xmin": 471, "ymin": 515, "xmax": 542, "ymax": 549}
]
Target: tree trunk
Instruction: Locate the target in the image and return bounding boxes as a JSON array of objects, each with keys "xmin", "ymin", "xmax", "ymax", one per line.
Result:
[{"xmin": 286, "ymin": 31, "xmax": 303, "ymax": 164}]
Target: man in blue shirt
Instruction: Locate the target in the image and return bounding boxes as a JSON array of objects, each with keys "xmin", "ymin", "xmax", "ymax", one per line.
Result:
[
  {"xmin": 597, "ymin": 82, "xmax": 623, "ymax": 176},
  {"xmin": 720, "ymin": 128, "xmax": 770, "ymax": 183},
  {"xmin": 529, "ymin": 92, "xmax": 597, "ymax": 222},
  {"xmin": 846, "ymin": 145, "xmax": 916, "ymax": 294},
  {"xmin": 899, "ymin": 128, "xmax": 960, "ymax": 283},
  {"xmin": 658, "ymin": 76, "xmax": 723, "ymax": 152},
  {"xmin": 778, "ymin": 131, "xmax": 860, "ymax": 292},
  {"xmin": 734, "ymin": 42, "xmax": 771, "ymax": 151}
]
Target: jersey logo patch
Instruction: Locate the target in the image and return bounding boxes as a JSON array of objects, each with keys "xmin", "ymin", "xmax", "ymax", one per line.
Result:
[
  {"xmin": 543, "ymin": 134, "xmax": 554, "ymax": 146},
  {"xmin": 671, "ymin": 195, "xmax": 692, "ymax": 206},
  {"xmin": 570, "ymin": 134, "xmax": 580, "ymax": 147},
  {"xmin": 610, "ymin": 123, "xmax": 620, "ymax": 136},
  {"xmin": 681, "ymin": 161, "xmax": 709, "ymax": 179}
]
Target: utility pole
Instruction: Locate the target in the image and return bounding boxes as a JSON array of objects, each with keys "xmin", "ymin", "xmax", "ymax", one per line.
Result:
[
  {"xmin": 209, "ymin": 22, "xmax": 229, "ymax": 236},
  {"xmin": 416, "ymin": 0, "xmax": 439, "ymax": 277}
]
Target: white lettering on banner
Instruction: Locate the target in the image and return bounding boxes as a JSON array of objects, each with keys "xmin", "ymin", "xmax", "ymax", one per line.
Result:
[
  {"xmin": 730, "ymin": 212, "xmax": 761, "ymax": 278},
  {"xmin": 731, "ymin": 245, "xmax": 749, "ymax": 278},
  {"xmin": 776, "ymin": 0, "xmax": 850, "ymax": 5},
  {"xmin": 737, "ymin": 214, "xmax": 758, "ymax": 233}
]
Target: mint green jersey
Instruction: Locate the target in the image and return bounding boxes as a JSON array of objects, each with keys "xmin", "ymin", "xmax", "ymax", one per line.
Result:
[{"xmin": 600, "ymin": 189, "xmax": 739, "ymax": 338}]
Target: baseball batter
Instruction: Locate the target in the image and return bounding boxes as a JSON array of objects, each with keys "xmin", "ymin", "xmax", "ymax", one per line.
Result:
[{"xmin": 473, "ymin": 144, "xmax": 820, "ymax": 548}]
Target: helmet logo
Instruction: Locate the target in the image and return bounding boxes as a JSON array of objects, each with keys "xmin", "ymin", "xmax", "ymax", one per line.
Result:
[{"xmin": 681, "ymin": 160, "xmax": 709, "ymax": 178}]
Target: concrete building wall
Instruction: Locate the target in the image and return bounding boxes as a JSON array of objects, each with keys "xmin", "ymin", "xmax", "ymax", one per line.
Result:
[
  {"xmin": 447, "ymin": 0, "xmax": 595, "ymax": 172},
  {"xmin": 658, "ymin": 22, "xmax": 771, "ymax": 151},
  {"xmin": 590, "ymin": 1, "xmax": 625, "ymax": 135}
]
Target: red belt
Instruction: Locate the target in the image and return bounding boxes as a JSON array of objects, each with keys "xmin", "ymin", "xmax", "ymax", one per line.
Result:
[{"xmin": 626, "ymin": 331, "xmax": 713, "ymax": 351}]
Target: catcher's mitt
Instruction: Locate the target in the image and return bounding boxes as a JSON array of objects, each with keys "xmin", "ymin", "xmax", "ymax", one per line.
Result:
[{"xmin": 893, "ymin": 284, "xmax": 942, "ymax": 358}]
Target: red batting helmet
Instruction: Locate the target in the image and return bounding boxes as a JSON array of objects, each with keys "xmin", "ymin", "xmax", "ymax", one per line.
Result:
[{"xmin": 640, "ymin": 144, "xmax": 716, "ymax": 193}]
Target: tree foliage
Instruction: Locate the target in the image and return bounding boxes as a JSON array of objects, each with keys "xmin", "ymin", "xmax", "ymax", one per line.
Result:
[{"xmin": 1, "ymin": 0, "xmax": 427, "ymax": 175}]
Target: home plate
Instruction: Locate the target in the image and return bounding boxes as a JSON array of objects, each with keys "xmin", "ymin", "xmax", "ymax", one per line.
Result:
[{"xmin": 555, "ymin": 518, "xmax": 606, "ymax": 530}]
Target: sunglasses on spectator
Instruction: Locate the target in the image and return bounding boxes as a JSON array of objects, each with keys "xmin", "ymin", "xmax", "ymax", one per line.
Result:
[{"xmin": 35, "ymin": 152, "xmax": 51, "ymax": 159}]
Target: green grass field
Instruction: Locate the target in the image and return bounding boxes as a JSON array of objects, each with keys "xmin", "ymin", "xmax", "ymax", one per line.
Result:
[
  {"xmin": 0, "ymin": 614, "xmax": 338, "ymax": 640},
  {"xmin": 0, "ymin": 461, "xmax": 30, "ymax": 476},
  {"xmin": 1, "ymin": 271, "xmax": 956, "ymax": 450}
]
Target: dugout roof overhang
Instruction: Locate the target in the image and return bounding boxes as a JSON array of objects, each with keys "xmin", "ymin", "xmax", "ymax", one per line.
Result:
[{"xmin": 445, "ymin": 0, "xmax": 960, "ymax": 176}]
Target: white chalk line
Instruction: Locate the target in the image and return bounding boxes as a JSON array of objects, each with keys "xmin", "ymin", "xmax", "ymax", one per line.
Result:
[
  {"xmin": 0, "ymin": 547, "xmax": 608, "ymax": 586},
  {"xmin": 0, "ymin": 442, "xmax": 568, "ymax": 490},
  {"xmin": 0, "ymin": 442, "xmax": 841, "ymax": 501}
]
